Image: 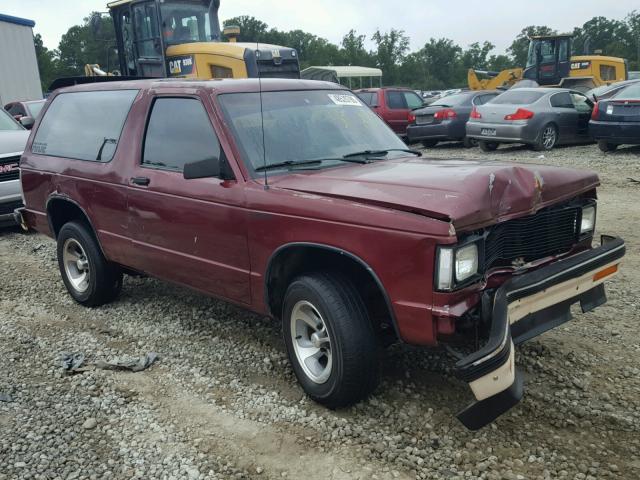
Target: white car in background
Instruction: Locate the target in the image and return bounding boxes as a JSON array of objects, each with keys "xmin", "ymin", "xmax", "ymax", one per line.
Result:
[{"xmin": 0, "ymin": 109, "xmax": 30, "ymax": 227}]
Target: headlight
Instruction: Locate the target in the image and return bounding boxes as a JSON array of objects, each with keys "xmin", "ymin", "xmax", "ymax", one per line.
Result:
[
  {"xmin": 436, "ymin": 243, "xmax": 479, "ymax": 290},
  {"xmin": 580, "ymin": 205, "xmax": 596, "ymax": 234}
]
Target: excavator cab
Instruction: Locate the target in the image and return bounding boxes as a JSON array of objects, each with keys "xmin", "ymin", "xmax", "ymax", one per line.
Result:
[
  {"xmin": 523, "ymin": 35, "xmax": 572, "ymax": 86},
  {"xmin": 108, "ymin": 0, "xmax": 300, "ymax": 79}
]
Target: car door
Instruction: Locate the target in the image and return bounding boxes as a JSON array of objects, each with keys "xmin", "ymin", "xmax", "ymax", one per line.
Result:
[
  {"xmin": 549, "ymin": 92, "xmax": 578, "ymax": 142},
  {"xmin": 126, "ymin": 92, "xmax": 252, "ymax": 304},
  {"xmin": 570, "ymin": 92, "xmax": 594, "ymax": 140}
]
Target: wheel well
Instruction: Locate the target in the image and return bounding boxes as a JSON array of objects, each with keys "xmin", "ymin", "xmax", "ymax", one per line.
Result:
[
  {"xmin": 47, "ymin": 198, "xmax": 92, "ymax": 239},
  {"xmin": 266, "ymin": 245, "xmax": 399, "ymax": 344}
]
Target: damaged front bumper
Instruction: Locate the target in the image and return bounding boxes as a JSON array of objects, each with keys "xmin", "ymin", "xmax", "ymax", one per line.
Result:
[{"xmin": 455, "ymin": 236, "xmax": 626, "ymax": 430}]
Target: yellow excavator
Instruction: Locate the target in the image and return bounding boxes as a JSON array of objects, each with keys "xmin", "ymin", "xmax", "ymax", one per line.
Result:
[{"xmin": 468, "ymin": 34, "xmax": 627, "ymax": 92}]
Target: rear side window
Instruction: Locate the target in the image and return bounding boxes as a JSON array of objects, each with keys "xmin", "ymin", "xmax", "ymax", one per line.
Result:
[
  {"xmin": 32, "ymin": 90, "xmax": 138, "ymax": 162},
  {"xmin": 356, "ymin": 92, "xmax": 378, "ymax": 106},
  {"xmin": 550, "ymin": 92, "xmax": 574, "ymax": 108},
  {"xmin": 386, "ymin": 91, "xmax": 405, "ymax": 109},
  {"xmin": 142, "ymin": 97, "xmax": 220, "ymax": 172},
  {"xmin": 490, "ymin": 91, "xmax": 546, "ymax": 105}
]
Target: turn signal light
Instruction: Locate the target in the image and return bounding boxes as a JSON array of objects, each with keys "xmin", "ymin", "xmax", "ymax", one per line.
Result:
[
  {"xmin": 434, "ymin": 108, "xmax": 457, "ymax": 120},
  {"xmin": 593, "ymin": 264, "xmax": 619, "ymax": 282},
  {"xmin": 504, "ymin": 108, "xmax": 534, "ymax": 121},
  {"xmin": 470, "ymin": 107, "xmax": 482, "ymax": 119}
]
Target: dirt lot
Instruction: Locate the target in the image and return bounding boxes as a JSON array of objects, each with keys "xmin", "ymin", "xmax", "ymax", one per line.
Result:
[{"xmin": 1, "ymin": 143, "xmax": 639, "ymax": 480}]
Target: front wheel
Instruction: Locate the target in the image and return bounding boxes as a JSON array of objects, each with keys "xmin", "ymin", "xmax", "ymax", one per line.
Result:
[
  {"xmin": 57, "ymin": 221, "xmax": 122, "ymax": 307},
  {"xmin": 533, "ymin": 124, "xmax": 558, "ymax": 151},
  {"xmin": 479, "ymin": 141, "xmax": 499, "ymax": 152},
  {"xmin": 463, "ymin": 137, "xmax": 478, "ymax": 148},
  {"xmin": 598, "ymin": 140, "xmax": 618, "ymax": 152},
  {"xmin": 282, "ymin": 273, "xmax": 379, "ymax": 408},
  {"xmin": 422, "ymin": 139, "xmax": 438, "ymax": 148}
]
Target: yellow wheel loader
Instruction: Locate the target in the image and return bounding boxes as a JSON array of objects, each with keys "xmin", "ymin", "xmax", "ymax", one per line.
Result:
[{"xmin": 468, "ymin": 34, "xmax": 627, "ymax": 92}]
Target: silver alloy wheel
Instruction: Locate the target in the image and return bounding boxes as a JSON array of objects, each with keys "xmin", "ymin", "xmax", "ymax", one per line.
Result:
[
  {"xmin": 290, "ymin": 300, "xmax": 332, "ymax": 384},
  {"xmin": 62, "ymin": 238, "xmax": 90, "ymax": 293},
  {"xmin": 542, "ymin": 126, "xmax": 556, "ymax": 149}
]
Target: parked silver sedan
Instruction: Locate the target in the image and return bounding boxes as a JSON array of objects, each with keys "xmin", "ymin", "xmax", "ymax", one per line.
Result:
[{"xmin": 466, "ymin": 88, "xmax": 594, "ymax": 151}]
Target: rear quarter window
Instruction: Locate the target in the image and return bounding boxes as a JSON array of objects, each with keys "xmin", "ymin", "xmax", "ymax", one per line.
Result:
[
  {"xmin": 32, "ymin": 90, "xmax": 138, "ymax": 162},
  {"xmin": 489, "ymin": 91, "xmax": 546, "ymax": 105}
]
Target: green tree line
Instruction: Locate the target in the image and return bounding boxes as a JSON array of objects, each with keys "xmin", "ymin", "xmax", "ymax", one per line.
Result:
[{"xmin": 35, "ymin": 11, "xmax": 640, "ymax": 91}]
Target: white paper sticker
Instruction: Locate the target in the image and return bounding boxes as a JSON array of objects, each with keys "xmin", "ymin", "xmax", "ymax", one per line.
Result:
[{"xmin": 327, "ymin": 93, "xmax": 363, "ymax": 106}]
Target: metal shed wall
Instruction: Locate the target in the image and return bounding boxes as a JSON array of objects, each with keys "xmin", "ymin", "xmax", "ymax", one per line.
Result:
[{"xmin": 0, "ymin": 17, "xmax": 43, "ymax": 105}]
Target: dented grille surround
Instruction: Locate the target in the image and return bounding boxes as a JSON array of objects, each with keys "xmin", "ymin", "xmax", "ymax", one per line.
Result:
[{"xmin": 483, "ymin": 203, "xmax": 585, "ymax": 271}]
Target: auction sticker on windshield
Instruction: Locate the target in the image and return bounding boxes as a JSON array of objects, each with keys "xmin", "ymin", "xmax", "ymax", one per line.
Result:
[{"xmin": 328, "ymin": 94, "xmax": 363, "ymax": 106}]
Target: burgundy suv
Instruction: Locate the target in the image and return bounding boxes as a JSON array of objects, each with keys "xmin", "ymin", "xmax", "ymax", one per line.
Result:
[
  {"xmin": 355, "ymin": 87, "xmax": 424, "ymax": 137},
  {"xmin": 17, "ymin": 79, "xmax": 625, "ymax": 430}
]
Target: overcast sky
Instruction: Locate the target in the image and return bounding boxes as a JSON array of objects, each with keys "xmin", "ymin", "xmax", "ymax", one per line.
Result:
[{"xmin": 2, "ymin": 0, "xmax": 638, "ymax": 55}]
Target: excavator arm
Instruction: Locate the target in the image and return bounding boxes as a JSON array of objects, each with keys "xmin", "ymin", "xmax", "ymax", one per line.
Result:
[{"xmin": 467, "ymin": 68, "xmax": 523, "ymax": 90}]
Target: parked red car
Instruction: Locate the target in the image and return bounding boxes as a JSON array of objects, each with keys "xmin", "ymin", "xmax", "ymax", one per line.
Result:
[
  {"xmin": 17, "ymin": 79, "xmax": 625, "ymax": 430},
  {"xmin": 355, "ymin": 87, "xmax": 424, "ymax": 137}
]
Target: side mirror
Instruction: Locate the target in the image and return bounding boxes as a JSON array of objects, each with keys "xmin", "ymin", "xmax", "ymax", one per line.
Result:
[
  {"xmin": 20, "ymin": 116, "xmax": 35, "ymax": 129},
  {"xmin": 183, "ymin": 157, "xmax": 220, "ymax": 180}
]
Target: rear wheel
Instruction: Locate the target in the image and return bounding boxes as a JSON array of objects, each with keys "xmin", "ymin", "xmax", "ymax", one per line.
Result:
[
  {"xmin": 533, "ymin": 123, "xmax": 558, "ymax": 151},
  {"xmin": 598, "ymin": 140, "xmax": 618, "ymax": 152},
  {"xmin": 282, "ymin": 273, "xmax": 379, "ymax": 408},
  {"xmin": 422, "ymin": 139, "xmax": 438, "ymax": 148},
  {"xmin": 57, "ymin": 221, "xmax": 122, "ymax": 307},
  {"xmin": 479, "ymin": 141, "xmax": 499, "ymax": 152},
  {"xmin": 463, "ymin": 137, "xmax": 478, "ymax": 148}
]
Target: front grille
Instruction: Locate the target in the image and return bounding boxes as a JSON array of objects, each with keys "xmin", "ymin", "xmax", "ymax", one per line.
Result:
[
  {"xmin": 0, "ymin": 200, "xmax": 22, "ymax": 216},
  {"xmin": 484, "ymin": 204, "xmax": 581, "ymax": 270},
  {"xmin": 0, "ymin": 155, "xmax": 20, "ymax": 182}
]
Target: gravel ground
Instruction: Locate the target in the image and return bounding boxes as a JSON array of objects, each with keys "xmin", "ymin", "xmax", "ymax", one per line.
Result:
[{"xmin": 1, "ymin": 142, "xmax": 639, "ymax": 480}]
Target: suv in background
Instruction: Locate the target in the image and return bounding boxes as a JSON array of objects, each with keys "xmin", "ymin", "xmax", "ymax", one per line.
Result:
[
  {"xmin": 0, "ymin": 109, "xmax": 29, "ymax": 226},
  {"xmin": 4, "ymin": 100, "xmax": 46, "ymax": 129},
  {"xmin": 355, "ymin": 87, "xmax": 424, "ymax": 137},
  {"xmin": 17, "ymin": 79, "xmax": 624, "ymax": 430}
]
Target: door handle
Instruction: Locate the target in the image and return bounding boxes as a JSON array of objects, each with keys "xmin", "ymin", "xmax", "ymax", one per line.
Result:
[{"xmin": 131, "ymin": 176, "xmax": 150, "ymax": 186}]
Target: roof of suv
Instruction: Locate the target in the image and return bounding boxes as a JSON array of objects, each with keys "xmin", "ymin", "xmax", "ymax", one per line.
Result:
[{"xmin": 54, "ymin": 78, "xmax": 346, "ymax": 95}]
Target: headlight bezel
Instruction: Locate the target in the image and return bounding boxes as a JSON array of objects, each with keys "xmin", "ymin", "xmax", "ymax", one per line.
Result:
[
  {"xmin": 435, "ymin": 237, "xmax": 483, "ymax": 291},
  {"xmin": 579, "ymin": 204, "xmax": 596, "ymax": 236}
]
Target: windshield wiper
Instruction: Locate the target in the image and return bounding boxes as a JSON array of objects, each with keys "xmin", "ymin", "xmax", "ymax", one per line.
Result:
[
  {"xmin": 342, "ymin": 148, "xmax": 422, "ymax": 159},
  {"xmin": 255, "ymin": 157, "xmax": 370, "ymax": 172}
]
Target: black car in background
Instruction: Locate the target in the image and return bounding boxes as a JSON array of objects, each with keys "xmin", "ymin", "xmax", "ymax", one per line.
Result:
[
  {"xmin": 585, "ymin": 79, "xmax": 640, "ymax": 102},
  {"xmin": 406, "ymin": 90, "xmax": 500, "ymax": 147},
  {"xmin": 590, "ymin": 83, "xmax": 640, "ymax": 152}
]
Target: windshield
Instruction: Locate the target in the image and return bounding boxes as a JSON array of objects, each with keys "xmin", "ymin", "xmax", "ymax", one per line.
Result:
[
  {"xmin": 218, "ymin": 90, "xmax": 408, "ymax": 175},
  {"xmin": 489, "ymin": 90, "xmax": 546, "ymax": 105},
  {"xmin": 160, "ymin": 0, "xmax": 213, "ymax": 44},
  {"xmin": 26, "ymin": 101, "xmax": 45, "ymax": 118},
  {"xmin": 613, "ymin": 83, "xmax": 640, "ymax": 99},
  {"xmin": 0, "ymin": 109, "xmax": 22, "ymax": 131}
]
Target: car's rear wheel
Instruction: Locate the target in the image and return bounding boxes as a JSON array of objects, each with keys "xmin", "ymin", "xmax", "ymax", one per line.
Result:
[
  {"xmin": 422, "ymin": 139, "xmax": 438, "ymax": 148},
  {"xmin": 533, "ymin": 124, "xmax": 558, "ymax": 151},
  {"xmin": 463, "ymin": 137, "xmax": 478, "ymax": 148},
  {"xmin": 57, "ymin": 221, "xmax": 122, "ymax": 307},
  {"xmin": 598, "ymin": 140, "xmax": 618, "ymax": 152},
  {"xmin": 479, "ymin": 141, "xmax": 499, "ymax": 152},
  {"xmin": 282, "ymin": 273, "xmax": 379, "ymax": 408}
]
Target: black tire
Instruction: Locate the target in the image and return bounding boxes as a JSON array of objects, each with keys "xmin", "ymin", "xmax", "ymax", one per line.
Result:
[
  {"xmin": 598, "ymin": 140, "xmax": 618, "ymax": 152},
  {"xmin": 533, "ymin": 123, "xmax": 558, "ymax": 151},
  {"xmin": 422, "ymin": 139, "xmax": 438, "ymax": 148},
  {"xmin": 282, "ymin": 273, "xmax": 379, "ymax": 408},
  {"xmin": 462, "ymin": 137, "xmax": 478, "ymax": 148},
  {"xmin": 56, "ymin": 221, "xmax": 122, "ymax": 307},
  {"xmin": 479, "ymin": 141, "xmax": 499, "ymax": 152}
]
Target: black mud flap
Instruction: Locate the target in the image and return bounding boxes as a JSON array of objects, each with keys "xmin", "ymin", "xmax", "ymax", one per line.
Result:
[{"xmin": 457, "ymin": 369, "xmax": 524, "ymax": 431}]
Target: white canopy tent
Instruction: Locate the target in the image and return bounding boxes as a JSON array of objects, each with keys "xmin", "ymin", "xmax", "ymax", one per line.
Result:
[{"xmin": 301, "ymin": 66, "xmax": 383, "ymax": 88}]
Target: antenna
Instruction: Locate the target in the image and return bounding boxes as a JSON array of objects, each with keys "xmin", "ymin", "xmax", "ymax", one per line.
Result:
[{"xmin": 257, "ymin": 42, "xmax": 269, "ymax": 189}]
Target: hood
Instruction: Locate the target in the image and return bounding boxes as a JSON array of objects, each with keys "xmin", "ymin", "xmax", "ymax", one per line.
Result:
[
  {"xmin": 0, "ymin": 130, "xmax": 29, "ymax": 155},
  {"xmin": 269, "ymin": 157, "xmax": 599, "ymax": 230}
]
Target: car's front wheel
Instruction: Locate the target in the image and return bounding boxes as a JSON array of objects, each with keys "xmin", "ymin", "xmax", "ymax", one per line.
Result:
[
  {"xmin": 598, "ymin": 140, "xmax": 618, "ymax": 152},
  {"xmin": 422, "ymin": 139, "xmax": 438, "ymax": 148},
  {"xmin": 479, "ymin": 141, "xmax": 499, "ymax": 152},
  {"xmin": 463, "ymin": 137, "xmax": 478, "ymax": 148},
  {"xmin": 57, "ymin": 221, "xmax": 122, "ymax": 307},
  {"xmin": 282, "ymin": 273, "xmax": 379, "ymax": 408}
]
